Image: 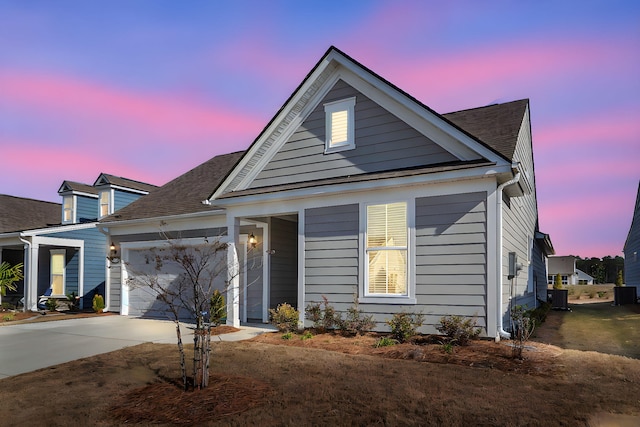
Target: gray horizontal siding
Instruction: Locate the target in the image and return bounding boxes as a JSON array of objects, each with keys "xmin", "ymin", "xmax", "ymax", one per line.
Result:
[
  {"xmin": 269, "ymin": 217, "xmax": 297, "ymax": 309},
  {"xmin": 413, "ymin": 192, "xmax": 488, "ymax": 333},
  {"xmin": 304, "ymin": 204, "xmax": 359, "ymax": 307},
  {"xmin": 250, "ymin": 80, "xmax": 457, "ymax": 189}
]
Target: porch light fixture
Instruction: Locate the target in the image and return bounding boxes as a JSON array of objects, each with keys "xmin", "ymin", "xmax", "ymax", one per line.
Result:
[
  {"xmin": 248, "ymin": 233, "xmax": 257, "ymax": 249},
  {"xmin": 107, "ymin": 242, "xmax": 120, "ymax": 264}
]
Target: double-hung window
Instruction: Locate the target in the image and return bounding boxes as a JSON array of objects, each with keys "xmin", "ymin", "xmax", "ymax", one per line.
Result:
[
  {"xmin": 324, "ymin": 97, "xmax": 355, "ymax": 153},
  {"xmin": 63, "ymin": 196, "xmax": 74, "ymax": 223},
  {"xmin": 99, "ymin": 191, "xmax": 111, "ymax": 218},
  {"xmin": 366, "ymin": 202, "xmax": 408, "ymax": 296}
]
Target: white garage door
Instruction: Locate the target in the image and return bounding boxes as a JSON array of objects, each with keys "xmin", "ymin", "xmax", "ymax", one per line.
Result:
[{"xmin": 123, "ymin": 245, "xmax": 227, "ymax": 320}]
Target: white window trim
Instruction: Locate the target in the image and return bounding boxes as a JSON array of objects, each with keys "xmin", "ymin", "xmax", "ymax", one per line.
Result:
[
  {"xmin": 324, "ymin": 97, "xmax": 356, "ymax": 153},
  {"xmin": 99, "ymin": 189, "xmax": 113, "ymax": 219},
  {"xmin": 50, "ymin": 249, "xmax": 66, "ymax": 297},
  {"xmin": 62, "ymin": 195, "xmax": 76, "ymax": 224},
  {"xmin": 359, "ymin": 199, "xmax": 416, "ymax": 304}
]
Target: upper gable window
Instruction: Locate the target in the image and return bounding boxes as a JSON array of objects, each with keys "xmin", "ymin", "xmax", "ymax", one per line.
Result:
[
  {"xmin": 324, "ymin": 97, "xmax": 355, "ymax": 153},
  {"xmin": 99, "ymin": 190, "xmax": 111, "ymax": 218},
  {"xmin": 63, "ymin": 196, "xmax": 74, "ymax": 223}
]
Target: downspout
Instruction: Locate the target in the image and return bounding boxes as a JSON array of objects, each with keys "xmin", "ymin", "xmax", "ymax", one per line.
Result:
[
  {"xmin": 98, "ymin": 226, "xmax": 111, "ymax": 312},
  {"xmin": 18, "ymin": 235, "xmax": 33, "ymax": 312},
  {"xmin": 496, "ymin": 167, "xmax": 521, "ymax": 340}
]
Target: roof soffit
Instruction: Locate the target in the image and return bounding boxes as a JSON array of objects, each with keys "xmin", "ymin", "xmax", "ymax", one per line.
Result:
[{"xmin": 210, "ymin": 47, "xmax": 510, "ymax": 200}]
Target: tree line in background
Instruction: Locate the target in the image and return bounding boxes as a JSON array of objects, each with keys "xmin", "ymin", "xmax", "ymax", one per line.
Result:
[{"xmin": 575, "ymin": 256, "xmax": 624, "ymax": 284}]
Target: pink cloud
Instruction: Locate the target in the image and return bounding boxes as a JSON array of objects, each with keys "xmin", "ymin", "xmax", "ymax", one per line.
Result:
[
  {"xmin": 535, "ymin": 114, "xmax": 640, "ymax": 149},
  {"xmin": 0, "ymin": 71, "xmax": 263, "ymax": 147},
  {"xmin": 539, "ymin": 192, "xmax": 633, "ymax": 258}
]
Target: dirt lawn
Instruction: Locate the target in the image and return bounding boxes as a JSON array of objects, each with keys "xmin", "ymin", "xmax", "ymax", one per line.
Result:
[{"xmin": 1, "ymin": 304, "xmax": 639, "ymax": 426}]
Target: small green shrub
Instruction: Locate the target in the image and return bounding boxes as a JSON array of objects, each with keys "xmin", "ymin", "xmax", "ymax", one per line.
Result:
[
  {"xmin": 66, "ymin": 292, "xmax": 80, "ymax": 311},
  {"xmin": 436, "ymin": 315, "xmax": 481, "ymax": 346},
  {"xmin": 305, "ymin": 296, "xmax": 340, "ymax": 332},
  {"xmin": 281, "ymin": 332, "xmax": 293, "ymax": 340},
  {"xmin": 3, "ymin": 313, "xmax": 15, "ymax": 322},
  {"xmin": 616, "ymin": 271, "xmax": 624, "ymax": 287},
  {"xmin": 209, "ymin": 289, "xmax": 226, "ymax": 326},
  {"xmin": 340, "ymin": 298, "xmax": 375, "ymax": 336},
  {"xmin": 527, "ymin": 302, "xmax": 551, "ymax": 327},
  {"xmin": 386, "ymin": 311, "xmax": 424, "ymax": 343},
  {"xmin": 45, "ymin": 298, "xmax": 58, "ymax": 311},
  {"xmin": 300, "ymin": 330, "xmax": 314, "ymax": 340},
  {"xmin": 553, "ymin": 274, "xmax": 563, "ymax": 290},
  {"xmin": 269, "ymin": 303, "xmax": 300, "ymax": 332},
  {"xmin": 92, "ymin": 294, "xmax": 105, "ymax": 313},
  {"xmin": 597, "ymin": 291, "xmax": 606, "ymax": 298},
  {"xmin": 441, "ymin": 342, "xmax": 454, "ymax": 354},
  {"xmin": 374, "ymin": 336, "xmax": 397, "ymax": 348},
  {"xmin": 1, "ymin": 302, "xmax": 14, "ymax": 311}
]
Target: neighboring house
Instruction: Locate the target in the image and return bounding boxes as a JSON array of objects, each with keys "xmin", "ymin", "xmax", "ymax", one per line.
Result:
[
  {"xmin": 100, "ymin": 47, "xmax": 554, "ymax": 339},
  {"xmin": 0, "ymin": 174, "xmax": 156, "ymax": 310},
  {"xmin": 624, "ymin": 181, "xmax": 640, "ymax": 292},
  {"xmin": 547, "ymin": 256, "xmax": 594, "ymax": 285}
]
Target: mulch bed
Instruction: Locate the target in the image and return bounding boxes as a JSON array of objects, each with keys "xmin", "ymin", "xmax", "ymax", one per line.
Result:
[{"xmin": 111, "ymin": 374, "xmax": 272, "ymax": 425}]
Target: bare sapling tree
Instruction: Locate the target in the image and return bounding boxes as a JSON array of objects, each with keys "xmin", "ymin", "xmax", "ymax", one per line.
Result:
[{"xmin": 126, "ymin": 232, "xmax": 243, "ymax": 390}]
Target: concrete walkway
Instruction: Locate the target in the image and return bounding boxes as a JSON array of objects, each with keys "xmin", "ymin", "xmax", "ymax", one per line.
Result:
[{"xmin": 0, "ymin": 316, "xmax": 275, "ymax": 379}]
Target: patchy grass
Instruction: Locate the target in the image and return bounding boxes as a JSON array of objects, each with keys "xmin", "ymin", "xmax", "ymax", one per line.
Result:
[
  {"xmin": 1, "ymin": 303, "xmax": 639, "ymax": 425},
  {"xmin": 532, "ymin": 301, "xmax": 640, "ymax": 359}
]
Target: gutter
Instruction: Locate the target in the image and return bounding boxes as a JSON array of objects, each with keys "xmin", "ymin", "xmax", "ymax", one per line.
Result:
[{"xmin": 496, "ymin": 165, "xmax": 521, "ymax": 341}]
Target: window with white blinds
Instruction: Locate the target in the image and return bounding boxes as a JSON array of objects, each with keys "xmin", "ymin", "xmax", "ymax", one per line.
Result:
[
  {"xmin": 366, "ymin": 202, "xmax": 407, "ymax": 295},
  {"xmin": 324, "ymin": 97, "xmax": 355, "ymax": 153}
]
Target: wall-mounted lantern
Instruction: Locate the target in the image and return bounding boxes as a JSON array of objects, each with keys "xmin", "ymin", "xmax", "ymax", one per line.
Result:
[
  {"xmin": 248, "ymin": 233, "xmax": 257, "ymax": 249},
  {"xmin": 107, "ymin": 242, "xmax": 121, "ymax": 264}
]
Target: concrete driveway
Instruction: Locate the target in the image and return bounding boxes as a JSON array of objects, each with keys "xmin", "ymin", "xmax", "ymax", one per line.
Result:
[{"xmin": 0, "ymin": 316, "xmax": 194, "ymax": 379}]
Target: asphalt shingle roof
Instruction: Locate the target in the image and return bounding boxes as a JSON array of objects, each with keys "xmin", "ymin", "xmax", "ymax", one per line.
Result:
[
  {"xmin": 102, "ymin": 151, "xmax": 245, "ymax": 222},
  {"xmin": 0, "ymin": 195, "xmax": 61, "ymax": 233},
  {"xmin": 443, "ymin": 99, "xmax": 529, "ymax": 160},
  {"xmin": 95, "ymin": 174, "xmax": 158, "ymax": 193},
  {"xmin": 102, "ymin": 99, "xmax": 526, "ymax": 223}
]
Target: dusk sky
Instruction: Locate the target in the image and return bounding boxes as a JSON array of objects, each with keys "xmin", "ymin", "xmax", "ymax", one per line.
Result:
[{"xmin": 1, "ymin": 1, "xmax": 638, "ymax": 258}]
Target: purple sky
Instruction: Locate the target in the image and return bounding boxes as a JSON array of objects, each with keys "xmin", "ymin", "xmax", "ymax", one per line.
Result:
[{"xmin": 1, "ymin": 1, "xmax": 639, "ymax": 258}]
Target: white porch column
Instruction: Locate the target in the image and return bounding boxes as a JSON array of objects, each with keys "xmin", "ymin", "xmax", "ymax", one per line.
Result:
[
  {"xmin": 23, "ymin": 240, "xmax": 40, "ymax": 311},
  {"xmin": 226, "ymin": 216, "xmax": 241, "ymax": 327}
]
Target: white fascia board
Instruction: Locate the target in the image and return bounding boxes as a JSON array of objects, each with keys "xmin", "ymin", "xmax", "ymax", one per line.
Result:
[
  {"xmin": 20, "ymin": 222, "xmax": 97, "ymax": 237},
  {"xmin": 0, "ymin": 232, "xmax": 24, "ymax": 246},
  {"xmin": 215, "ymin": 163, "xmax": 509, "ymax": 211},
  {"xmin": 31, "ymin": 235, "xmax": 84, "ymax": 248},
  {"xmin": 101, "ymin": 210, "xmax": 226, "ymax": 236},
  {"xmin": 222, "ymin": 176, "xmax": 497, "ymax": 220},
  {"xmin": 223, "ymin": 172, "xmax": 498, "ymax": 220},
  {"xmin": 210, "ymin": 57, "xmax": 342, "ymax": 200},
  {"xmin": 109, "ymin": 185, "xmax": 150, "ymax": 195},
  {"xmin": 336, "ymin": 67, "xmax": 508, "ymax": 164}
]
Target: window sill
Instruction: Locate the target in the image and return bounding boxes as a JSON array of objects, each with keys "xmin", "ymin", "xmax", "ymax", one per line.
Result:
[
  {"xmin": 359, "ymin": 296, "xmax": 417, "ymax": 305},
  {"xmin": 324, "ymin": 143, "xmax": 355, "ymax": 154}
]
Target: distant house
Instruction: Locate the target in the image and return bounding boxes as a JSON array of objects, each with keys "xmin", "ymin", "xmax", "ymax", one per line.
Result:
[
  {"xmin": 547, "ymin": 256, "xmax": 594, "ymax": 285},
  {"xmin": 0, "ymin": 174, "xmax": 156, "ymax": 309},
  {"xmin": 101, "ymin": 47, "xmax": 554, "ymax": 340},
  {"xmin": 624, "ymin": 181, "xmax": 640, "ymax": 292}
]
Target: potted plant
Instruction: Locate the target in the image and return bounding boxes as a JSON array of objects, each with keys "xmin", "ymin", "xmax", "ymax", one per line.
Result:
[
  {"xmin": 613, "ymin": 271, "xmax": 637, "ymax": 305},
  {"xmin": 551, "ymin": 274, "xmax": 569, "ymax": 310}
]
